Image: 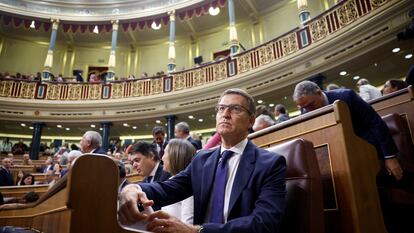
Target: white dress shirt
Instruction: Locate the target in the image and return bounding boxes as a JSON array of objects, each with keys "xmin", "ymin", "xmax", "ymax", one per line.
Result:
[
  {"xmin": 147, "ymin": 162, "xmax": 160, "ymax": 183},
  {"xmin": 161, "ymin": 176, "xmax": 194, "ymax": 224},
  {"xmin": 359, "ymin": 84, "xmax": 382, "ymax": 102},
  {"xmin": 204, "ymin": 138, "xmax": 248, "ymax": 223}
]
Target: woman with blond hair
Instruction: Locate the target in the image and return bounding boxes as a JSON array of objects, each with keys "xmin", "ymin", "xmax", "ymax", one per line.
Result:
[{"xmin": 161, "ymin": 139, "xmax": 196, "ymax": 224}]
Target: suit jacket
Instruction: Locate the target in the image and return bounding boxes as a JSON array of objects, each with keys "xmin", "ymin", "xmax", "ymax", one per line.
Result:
[
  {"xmin": 188, "ymin": 137, "xmax": 202, "ymax": 150},
  {"xmin": 325, "ymin": 89, "xmax": 398, "ymax": 158},
  {"xmin": 92, "ymin": 147, "xmax": 106, "ymax": 155},
  {"xmin": 140, "ymin": 140, "xmax": 286, "ymax": 233},
  {"xmin": 0, "ymin": 167, "xmax": 14, "ymax": 186},
  {"xmin": 153, "ymin": 140, "xmax": 168, "ymax": 159},
  {"xmin": 143, "ymin": 163, "xmax": 171, "ymax": 183}
]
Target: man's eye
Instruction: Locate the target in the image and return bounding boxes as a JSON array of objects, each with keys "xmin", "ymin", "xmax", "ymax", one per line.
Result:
[{"xmin": 232, "ymin": 105, "xmax": 241, "ymax": 112}]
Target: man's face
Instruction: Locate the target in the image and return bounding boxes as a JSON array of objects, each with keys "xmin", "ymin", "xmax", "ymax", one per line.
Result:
[
  {"xmin": 2, "ymin": 158, "xmax": 11, "ymax": 169},
  {"xmin": 174, "ymin": 128, "xmax": 185, "ymax": 139},
  {"xmin": 79, "ymin": 134, "xmax": 90, "ymax": 152},
  {"xmin": 295, "ymin": 91, "xmax": 326, "ymax": 113},
  {"xmin": 216, "ymin": 94, "xmax": 255, "ymax": 141},
  {"xmin": 130, "ymin": 152, "xmax": 156, "ymax": 177},
  {"xmin": 153, "ymin": 132, "xmax": 165, "ymax": 145}
]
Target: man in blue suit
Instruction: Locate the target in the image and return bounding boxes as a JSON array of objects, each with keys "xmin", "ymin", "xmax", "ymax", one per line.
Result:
[
  {"xmin": 119, "ymin": 88, "xmax": 287, "ymax": 233},
  {"xmin": 293, "ymin": 81, "xmax": 403, "ymax": 180}
]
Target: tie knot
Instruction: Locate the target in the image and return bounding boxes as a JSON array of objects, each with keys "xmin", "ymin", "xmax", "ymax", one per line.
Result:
[{"xmin": 220, "ymin": 150, "xmax": 234, "ymax": 163}]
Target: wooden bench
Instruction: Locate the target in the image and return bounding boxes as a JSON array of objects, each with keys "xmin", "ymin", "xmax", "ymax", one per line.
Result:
[
  {"xmin": 249, "ymin": 100, "xmax": 386, "ymax": 233},
  {"xmin": 0, "ymin": 154, "xmax": 137, "ymax": 233},
  {"xmin": 370, "ymin": 85, "xmax": 414, "ymax": 144},
  {"xmin": 0, "ymin": 184, "xmax": 49, "ymax": 199},
  {"xmin": 126, "ymin": 173, "xmax": 144, "ymax": 183}
]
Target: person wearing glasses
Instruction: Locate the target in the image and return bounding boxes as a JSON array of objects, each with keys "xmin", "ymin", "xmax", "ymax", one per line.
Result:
[
  {"xmin": 118, "ymin": 88, "xmax": 287, "ymax": 233},
  {"xmin": 293, "ymin": 80, "xmax": 403, "ymax": 180}
]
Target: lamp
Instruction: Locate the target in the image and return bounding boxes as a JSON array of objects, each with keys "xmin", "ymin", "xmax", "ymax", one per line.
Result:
[
  {"xmin": 30, "ymin": 20, "xmax": 35, "ymax": 29},
  {"xmin": 209, "ymin": 6, "xmax": 220, "ymax": 16},
  {"xmin": 93, "ymin": 25, "xmax": 99, "ymax": 34},
  {"xmin": 151, "ymin": 21, "xmax": 161, "ymax": 30}
]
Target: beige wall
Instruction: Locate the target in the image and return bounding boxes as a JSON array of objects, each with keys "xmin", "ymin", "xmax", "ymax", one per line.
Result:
[{"xmin": 0, "ymin": 0, "xmax": 331, "ymax": 77}]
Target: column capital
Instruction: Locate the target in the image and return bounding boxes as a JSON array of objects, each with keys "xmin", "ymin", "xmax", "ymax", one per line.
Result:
[
  {"xmin": 51, "ymin": 18, "xmax": 60, "ymax": 30},
  {"xmin": 168, "ymin": 10, "xmax": 176, "ymax": 21},
  {"xmin": 111, "ymin": 19, "xmax": 119, "ymax": 31}
]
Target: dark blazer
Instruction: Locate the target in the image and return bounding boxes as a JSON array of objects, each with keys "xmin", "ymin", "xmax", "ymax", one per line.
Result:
[
  {"xmin": 143, "ymin": 163, "xmax": 171, "ymax": 183},
  {"xmin": 0, "ymin": 167, "xmax": 14, "ymax": 186},
  {"xmin": 188, "ymin": 137, "xmax": 202, "ymax": 150},
  {"xmin": 153, "ymin": 140, "xmax": 168, "ymax": 159},
  {"xmin": 92, "ymin": 147, "xmax": 106, "ymax": 155},
  {"xmin": 325, "ymin": 89, "xmax": 398, "ymax": 158},
  {"xmin": 140, "ymin": 140, "xmax": 286, "ymax": 233}
]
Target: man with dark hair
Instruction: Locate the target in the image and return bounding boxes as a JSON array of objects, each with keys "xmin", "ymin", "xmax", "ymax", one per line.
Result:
[
  {"xmin": 175, "ymin": 122, "xmax": 202, "ymax": 150},
  {"xmin": 130, "ymin": 141, "xmax": 170, "ymax": 184},
  {"xmin": 119, "ymin": 88, "xmax": 286, "ymax": 233},
  {"xmin": 152, "ymin": 126, "xmax": 168, "ymax": 159}
]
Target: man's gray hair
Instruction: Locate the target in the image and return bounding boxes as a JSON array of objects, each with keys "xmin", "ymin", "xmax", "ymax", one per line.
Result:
[
  {"xmin": 219, "ymin": 88, "xmax": 256, "ymax": 116},
  {"xmin": 175, "ymin": 122, "xmax": 190, "ymax": 134},
  {"xmin": 84, "ymin": 131, "xmax": 102, "ymax": 148},
  {"xmin": 293, "ymin": 81, "xmax": 321, "ymax": 101},
  {"xmin": 275, "ymin": 104, "xmax": 286, "ymax": 114},
  {"xmin": 252, "ymin": 114, "xmax": 275, "ymax": 131},
  {"xmin": 68, "ymin": 150, "xmax": 83, "ymax": 162}
]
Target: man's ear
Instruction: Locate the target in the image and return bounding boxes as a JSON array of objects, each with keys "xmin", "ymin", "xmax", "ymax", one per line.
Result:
[{"xmin": 249, "ymin": 115, "xmax": 256, "ymax": 128}]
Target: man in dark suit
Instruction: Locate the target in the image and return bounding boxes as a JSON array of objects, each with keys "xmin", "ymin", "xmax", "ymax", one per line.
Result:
[
  {"xmin": 129, "ymin": 141, "xmax": 170, "ymax": 210},
  {"xmin": 0, "ymin": 158, "xmax": 13, "ymax": 186},
  {"xmin": 79, "ymin": 131, "xmax": 106, "ymax": 155},
  {"xmin": 293, "ymin": 80, "xmax": 403, "ymax": 180},
  {"xmin": 175, "ymin": 122, "xmax": 202, "ymax": 150},
  {"xmin": 130, "ymin": 141, "xmax": 170, "ymax": 184},
  {"xmin": 152, "ymin": 126, "xmax": 168, "ymax": 160},
  {"xmin": 119, "ymin": 88, "xmax": 286, "ymax": 233}
]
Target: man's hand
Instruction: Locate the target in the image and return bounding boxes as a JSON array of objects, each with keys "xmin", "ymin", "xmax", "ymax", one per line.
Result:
[
  {"xmin": 147, "ymin": 211, "xmax": 200, "ymax": 233},
  {"xmin": 385, "ymin": 158, "xmax": 403, "ymax": 180},
  {"xmin": 118, "ymin": 184, "xmax": 154, "ymax": 225}
]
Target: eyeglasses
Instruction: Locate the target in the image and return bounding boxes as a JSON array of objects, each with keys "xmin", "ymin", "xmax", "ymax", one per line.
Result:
[{"xmin": 215, "ymin": 104, "xmax": 251, "ymax": 115}]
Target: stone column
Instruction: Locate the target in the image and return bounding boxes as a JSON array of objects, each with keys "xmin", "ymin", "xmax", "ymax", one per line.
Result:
[
  {"xmin": 42, "ymin": 19, "xmax": 59, "ymax": 82},
  {"xmin": 167, "ymin": 10, "xmax": 176, "ymax": 73},
  {"xmin": 297, "ymin": 0, "xmax": 311, "ymax": 24},
  {"xmin": 165, "ymin": 115, "xmax": 176, "ymax": 141},
  {"xmin": 228, "ymin": 0, "xmax": 239, "ymax": 56},
  {"xmin": 30, "ymin": 122, "xmax": 44, "ymax": 160},
  {"xmin": 107, "ymin": 20, "xmax": 119, "ymax": 82},
  {"xmin": 101, "ymin": 122, "xmax": 111, "ymax": 152}
]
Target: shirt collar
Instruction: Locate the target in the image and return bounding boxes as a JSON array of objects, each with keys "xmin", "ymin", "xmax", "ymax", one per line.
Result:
[
  {"xmin": 220, "ymin": 138, "xmax": 248, "ymax": 155},
  {"xmin": 149, "ymin": 161, "xmax": 160, "ymax": 177}
]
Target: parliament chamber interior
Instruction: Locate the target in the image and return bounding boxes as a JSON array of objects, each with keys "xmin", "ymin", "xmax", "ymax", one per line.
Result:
[{"xmin": 0, "ymin": 0, "xmax": 413, "ymax": 232}]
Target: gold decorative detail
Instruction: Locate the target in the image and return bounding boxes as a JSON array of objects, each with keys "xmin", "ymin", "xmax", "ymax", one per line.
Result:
[
  {"xmin": 337, "ymin": 0, "xmax": 358, "ymax": 27},
  {"xmin": 309, "ymin": 17, "xmax": 328, "ymax": 42},
  {"xmin": 151, "ymin": 78, "xmax": 163, "ymax": 94},
  {"xmin": 237, "ymin": 53, "xmax": 252, "ymax": 74},
  {"xmin": 371, "ymin": 0, "xmax": 388, "ymax": 8}
]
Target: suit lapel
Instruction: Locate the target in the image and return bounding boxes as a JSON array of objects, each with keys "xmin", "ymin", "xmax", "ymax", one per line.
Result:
[
  {"xmin": 200, "ymin": 148, "xmax": 221, "ymax": 215},
  {"xmin": 228, "ymin": 141, "xmax": 256, "ymax": 215},
  {"xmin": 153, "ymin": 163, "xmax": 162, "ymax": 182}
]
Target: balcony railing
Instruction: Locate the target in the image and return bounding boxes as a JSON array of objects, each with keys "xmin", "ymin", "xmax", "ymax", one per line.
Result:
[{"xmin": 0, "ymin": 0, "xmax": 392, "ymax": 101}]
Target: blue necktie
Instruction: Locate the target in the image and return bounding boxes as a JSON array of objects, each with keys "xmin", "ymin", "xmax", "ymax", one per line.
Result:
[{"xmin": 209, "ymin": 150, "xmax": 234, "ymax": 223}]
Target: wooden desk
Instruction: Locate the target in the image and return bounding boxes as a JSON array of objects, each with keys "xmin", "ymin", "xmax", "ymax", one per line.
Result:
[
  {"xmin": 249, "ymin": 100, "xmax": 386, "ymax": 233},
  {"xmin": 370, "ymin": 85, "xmax": 414, "ymax": 144}
]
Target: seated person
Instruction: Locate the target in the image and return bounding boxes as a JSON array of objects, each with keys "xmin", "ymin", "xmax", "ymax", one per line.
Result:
[
  {"xmin": 382, "ymin": 79, "xmax": 407, "ymax": 95},
  {"xmin": 118, "ymin": 88, "xmax": 286, "ymax": 233},
  {"xmin": 19, "ymin": 173, "xmax": 35, "ymax": 186},
  {"xmin": 161, "ymin": 139, "xmax": 196, "ymax": 224}
]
